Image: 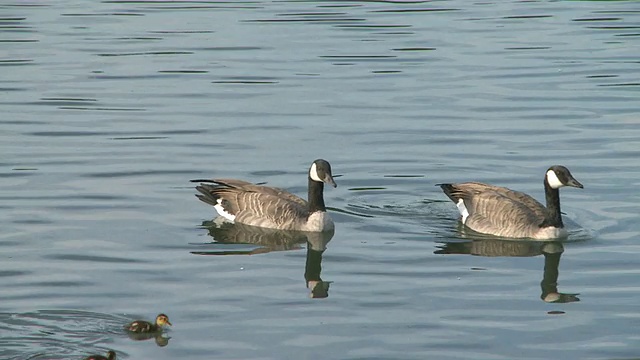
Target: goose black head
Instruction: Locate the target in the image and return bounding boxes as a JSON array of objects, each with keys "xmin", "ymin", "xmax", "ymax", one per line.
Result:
[
  {"xmin": 309, "ymin": 159, "xmax": 337, "ymax": 188},
  {"xmin": 546, "ymin": 165, "xmax": 583, "ymax": 190}
]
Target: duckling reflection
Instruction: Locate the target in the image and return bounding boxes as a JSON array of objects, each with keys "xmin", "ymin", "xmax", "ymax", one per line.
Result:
[
  {"xmin": 435, "ymin": 235, "xmax": 579, "ymax": 303},
  {"xmin": 192, "ymin": 221, "xmax": 334, "ymax": 298},
  {"xmin": 126, "ymin": 331, "xmax": 170, "ymax": 347}
]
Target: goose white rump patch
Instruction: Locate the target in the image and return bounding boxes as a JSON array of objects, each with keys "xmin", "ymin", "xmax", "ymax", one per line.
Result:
[
  {"xmin": 456, "ymin": 199, "xmax": 469, "ymax": 224},
  {"xmin": 546, "ymin": 170, "xmax": 564, "ymax": 189},
  {"xmin": 214, "ymin": 199, "xmax": 236, "ymax": 222}
]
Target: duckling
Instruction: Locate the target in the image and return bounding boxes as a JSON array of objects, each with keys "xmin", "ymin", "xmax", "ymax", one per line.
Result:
[
  {"xmin": 84, "ymin": 350, "xmax": 116, "ymax": 360},
  {"xmin": 126, "ymin": 313, "xmax": 172, "ymax": 333}
]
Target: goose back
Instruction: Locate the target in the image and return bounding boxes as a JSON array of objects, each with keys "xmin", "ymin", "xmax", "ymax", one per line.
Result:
[{"xmin": 213, "ymin": 179, "xmax": 307, "ymax": 206}]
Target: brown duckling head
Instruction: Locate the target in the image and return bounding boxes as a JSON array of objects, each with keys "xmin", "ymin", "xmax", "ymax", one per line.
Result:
[{"xmin": 155, "ymin": 313, "xmax": 172, "ymax": 327}]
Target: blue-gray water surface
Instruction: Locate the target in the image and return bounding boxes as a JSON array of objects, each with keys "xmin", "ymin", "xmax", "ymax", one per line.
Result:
[{"xmin": 1, "ymin": 0, "xmax": 639, "ymax": 359}]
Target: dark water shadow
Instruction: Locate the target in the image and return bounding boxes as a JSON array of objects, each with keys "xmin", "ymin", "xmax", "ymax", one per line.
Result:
[
  {"xmin": 436, "ymin": 231, "xmax": 580, "ymax": 305},
  {"xmin": 191, "ymin": 221, "xmax": 334, "ymax": 298}
]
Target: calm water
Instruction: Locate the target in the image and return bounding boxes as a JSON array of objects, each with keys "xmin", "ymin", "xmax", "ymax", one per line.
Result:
[{"xmin": 1, "ymin": 0, "xmax": 639, "ymax": 359}]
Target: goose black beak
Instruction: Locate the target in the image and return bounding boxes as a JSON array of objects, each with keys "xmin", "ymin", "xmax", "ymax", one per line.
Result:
[
  {"xmin": 567, "ymin": 178, "xmax": 583, "ymax": 189},
  {"xmin": 325, "ymin": 175, "xmax": 337, "ymax": 188}
]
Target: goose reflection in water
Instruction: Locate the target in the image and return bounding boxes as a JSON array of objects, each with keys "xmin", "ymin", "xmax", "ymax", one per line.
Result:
[
  {"xmin": 435, "ymin": 229, "xmax": 579, "ymax": 304},
  {"xmin": 191, "ymin": 220, "xmax": 334, "ymax": 298}
]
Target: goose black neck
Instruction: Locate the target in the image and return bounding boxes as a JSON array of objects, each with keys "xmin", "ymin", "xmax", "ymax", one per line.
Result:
[
  {"xmin": 308, "ymin": 177, "xmax": 326, "ymax": 212},
  {"xmin": 541, "ymin": 179, "xmax": 563, "ymax": 228}
]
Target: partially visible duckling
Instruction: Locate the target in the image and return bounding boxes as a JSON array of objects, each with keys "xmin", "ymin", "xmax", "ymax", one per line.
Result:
[
  {"xmin": 126, "ymin": 313, "xmax": 172, "ymax": 333},
  {"xmin": 84, "ymin": 350, "xmax": 116, "ymax": 360}
]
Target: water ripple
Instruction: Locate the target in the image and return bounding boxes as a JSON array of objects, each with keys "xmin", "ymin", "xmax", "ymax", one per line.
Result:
[
  {"xmin": 1, "ymin": 1, "xmax": 639, "ymax": 359},
  {"xmin": 0, "ymin": 310, "xmax": 130, "ymax": 360}
]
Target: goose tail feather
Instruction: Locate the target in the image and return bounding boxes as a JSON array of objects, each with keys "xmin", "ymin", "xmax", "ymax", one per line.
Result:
[{"xmin": 194, "ymin": 184, "xmax": 225, "ymax": 207}]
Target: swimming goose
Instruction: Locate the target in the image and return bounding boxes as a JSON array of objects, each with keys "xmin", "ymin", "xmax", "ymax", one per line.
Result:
[
  {"xmin": 439, "ymin": 165, "xmax": 583, "ymax": 239},
  {"xmin": 191, "ymin": 159, "xmax": 337, "ymax": 232}
]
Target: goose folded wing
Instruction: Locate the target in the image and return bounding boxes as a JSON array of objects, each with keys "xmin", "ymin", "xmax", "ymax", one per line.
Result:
[
  {"xmin": 229, "ymin": 191, "xmax": 311, "ymax": 229},
  {"xmin": 458, "ymin": 182, "xmax": 547, "ymax": 220},
  {"xmin": 465, "ymin": 191, "xmax": 545, "ymax": 237}
]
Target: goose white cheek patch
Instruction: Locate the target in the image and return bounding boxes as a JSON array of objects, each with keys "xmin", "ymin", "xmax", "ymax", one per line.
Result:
[
  {"xmin": 214, "ymin": 199, "xmax": 236, "ymax": 221},
  {"xmin": 546, "ymin": 170, "xmax": 564, "ymax": 189},
  {"xmin": 456, "ymin": 199, "xmax": 469, "ymax": 224},
  {"xmin": 309, "ymin": 163, "xmax": 323, "ymax": 182}
]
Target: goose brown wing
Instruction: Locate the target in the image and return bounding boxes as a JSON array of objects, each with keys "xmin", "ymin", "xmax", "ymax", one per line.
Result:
[
  {"xmin": 446, "ymin": 182, "xmax": 546, "ymax": 219},
  {"xmin": 230, "ymin": 191, "xmax": 310, "ymax": 229},
  {"xmin": 195, "ymin": 182, "xmax": 310, "ymax": 229},
  {"xmin": 464, "ymin": 182, "xmax": 547, "ymax": 219},
  {"xmin": 463, "ymin": 187, "xmax": 546, "ymax": 237}
]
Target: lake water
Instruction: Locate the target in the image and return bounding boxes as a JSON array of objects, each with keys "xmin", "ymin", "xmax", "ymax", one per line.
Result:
[{"xmin": 1, "ymin": 0, "xmax": 639, "ymax": 359}]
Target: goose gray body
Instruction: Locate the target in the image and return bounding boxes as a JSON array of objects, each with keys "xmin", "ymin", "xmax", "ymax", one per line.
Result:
[
  {"xmin": 192, "ymin": 159, "xmax": 336, "ymax": 232},
  {"xmin": 440, "ymin": 166, "xmax": 583, "ymax": 239}
]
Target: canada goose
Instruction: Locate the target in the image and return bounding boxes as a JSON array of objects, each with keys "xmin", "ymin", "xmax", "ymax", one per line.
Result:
[
  {"xmin": 126, "ymin": 314, "xmax": 172, "ymax": 333},
  {"xmin": 191, "ymin": 159, "xmax": 337, "ymax": 232},
  {"xmin": 84, "ymin": 351, "xmax": 116, "ymax": 360},
  {"xmin": 439, "ymin": 165, "xmax": 583, "ymax": 239}
]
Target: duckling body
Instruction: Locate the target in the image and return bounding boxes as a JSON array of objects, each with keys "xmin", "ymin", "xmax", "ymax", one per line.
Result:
[
  {"xmin": 126, "ymin": 313, "xmax": 172, "ymax": 333},
  {"xmin": 84, "ymin": 350, "xmax": 116, "ymax": 360}
]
